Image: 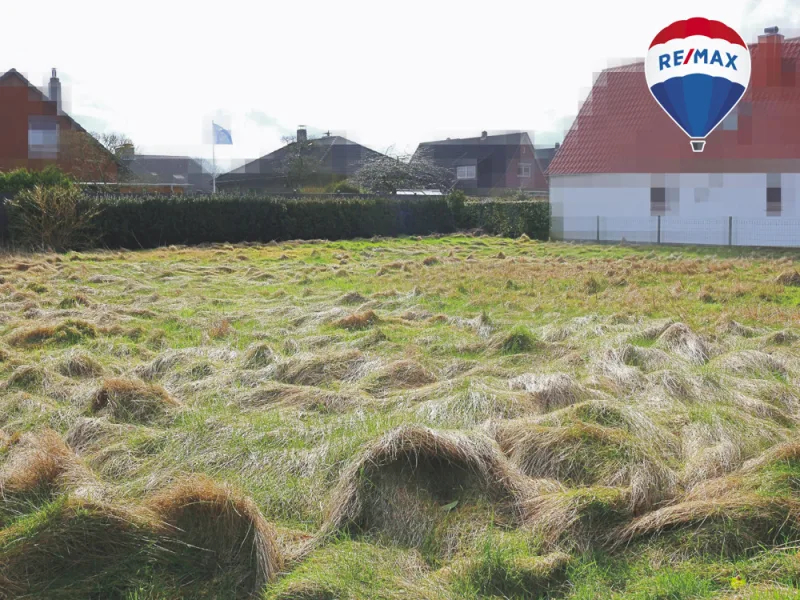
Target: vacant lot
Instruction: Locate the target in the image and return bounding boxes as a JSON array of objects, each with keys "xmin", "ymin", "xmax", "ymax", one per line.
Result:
[{"xmin": 2, "ymin": 235, "xmax": 800, "ymax": 599}]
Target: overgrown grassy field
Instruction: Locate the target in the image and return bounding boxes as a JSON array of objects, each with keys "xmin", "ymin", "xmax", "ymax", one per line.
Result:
[{"xmin": 2, "ymin": 234, "xmax": 800, "ymax": 599}]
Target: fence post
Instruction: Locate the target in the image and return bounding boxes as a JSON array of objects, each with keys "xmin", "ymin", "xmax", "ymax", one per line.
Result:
[
  {"xmin": 596, "ymin": 215, "xmax": 600, "ymax": 242},
  {"xmin": 657, "ymin": 215, "xmax": 661, "ymax": 244},
  {"xmin": 728, "ymin": 216, "xmax": 733, "ymax": 246}
]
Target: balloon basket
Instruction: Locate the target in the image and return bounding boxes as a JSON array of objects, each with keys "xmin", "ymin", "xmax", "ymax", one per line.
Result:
[{"xmin": 690, "ymin": 140, "xmax": 706, "ymax": 152}]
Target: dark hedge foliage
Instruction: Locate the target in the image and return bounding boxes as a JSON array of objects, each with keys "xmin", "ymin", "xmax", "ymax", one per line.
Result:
[
  {"xmin": 463, "ymin": 200, "xmax": 551, "ymax": 240},
  {"xmin": 4, "ymin": 191, "xmax": 551, "ymax": 249},
  {"xmin": 0, "ymin": 167, "xmax": 74, "ymax": 198},
  {"xmin": 89, "ymin": 194, "xmax": 463, "ymax": 248}
]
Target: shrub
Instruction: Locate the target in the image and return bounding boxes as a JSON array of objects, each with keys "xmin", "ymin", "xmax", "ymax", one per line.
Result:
[
  {"xmin": 463, "ymin": 199, "xmax": 550, "ymax": 240},
  {"xmin": 0, "ymin": 166, "xmax": 73, "ymax": 198},
  {"xmin": 326, "ymin": 179, "xmax": 363, "ymax": 194},
  {"xmin": 6, "ymin": 185, "xmax": 100, "ymax": 251}
]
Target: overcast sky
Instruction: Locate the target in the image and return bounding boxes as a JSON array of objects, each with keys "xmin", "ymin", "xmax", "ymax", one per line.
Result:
[{"xmin": 2, "ymin": 0, "xmax": 798, "ymax": 170}]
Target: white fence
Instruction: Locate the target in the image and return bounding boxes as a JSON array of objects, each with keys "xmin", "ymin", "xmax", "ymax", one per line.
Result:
[{"xmin": 552, "ymin": 216, "xmax": 800, "ymax": 248}]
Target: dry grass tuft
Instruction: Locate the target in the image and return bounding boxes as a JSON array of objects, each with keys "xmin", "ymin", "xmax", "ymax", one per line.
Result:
[
  {"xmin": 91, "ymin": 377, "xmax": 180, "ymax": 423},
  {"xmin": 422, "ymin": 256, "xmax": 440, "ymax": 266},
  {"xmin": 243, "ymin": 342, "xmax": 277, "ymax": 369},
  {"xmin": 0, "ymin": 496, "xmax": 155, "ymax": 598},
  {"xmin": 273, "ymin": 349, "xmax": 367, "ymax": 386},
  {"xmin": 615, "ymin": 494, "xmax": 800, "ymax": 555},
  {"xmin": 333, "ymin": 309, "xmax": 380, "ymax": 330},
  {"xmin": 237, "ymin": 382, "xmax": 357, "ymax": 413},
  {"xmin": 0, "ymin": 429, "xmax": 94, "ymax": 501},
  {"xmin": 57, "ymin": 349, "xmax": 104, "ymax": 378},
  {"xmin": 148, "ymin": 476, "xmax": 283, "ymax": 591},
  {"xmin": 766, "ymin": 330, "xmax": 797, "ymax": 345},
  {"xmin": 656, "ymin": 322, "xmax": 710, "ymax": 364},
  {"xmin": 209, "ymin": 318, "xmax": 233, "ymax": 339},
  {"xmin": 522, "ymin": 486, "xmax": 632, "ymax": 549},
  {"xmin": 58, "ymin": 293, "xmax": 94, "ymax": 309},
  {"xmin": 338, "ymin": 291, "xmax": 367, "ymax": 305},
  {"xmin": 362, "ymin": 359, "xmax": 437, "ymax": 395},
  {"xmin": 317, "ymin": 426, "xmax": 530, "ymax": 547},
  {"xmin": 725, "ymin": 320, "xmax": 761, "ymax": 338},
  {"xmin": 716, "ymin": 350, "xmax": 787, "ymax": 378},
  {"xmin": 776, "ymin": 270, "xmax": 800, "ymax": 286},
  {"xmin": 7, "ymin": 319, "xmax": 98, "ymax": 347},
  {"xmin": 508, "ymin": 373, "xmax": 587, "ymax": 412},
  {"xmin": 496, "ymin": 421, "xmax": 676, "ymax": 512}
]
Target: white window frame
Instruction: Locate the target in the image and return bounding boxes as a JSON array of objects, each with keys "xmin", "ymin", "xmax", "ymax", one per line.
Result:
[
  {"xmin": 518, "ymin": 163, "xmax": 531, "ymax": 178},
  {"xmin": 456, "ymin": 165, "xmax": 476, "ymax": 180}
]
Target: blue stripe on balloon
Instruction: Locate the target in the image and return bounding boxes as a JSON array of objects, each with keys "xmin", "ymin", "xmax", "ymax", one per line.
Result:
[{"xmin": 650, "ymin": 74, "xmax": 745, "ymax": 139}]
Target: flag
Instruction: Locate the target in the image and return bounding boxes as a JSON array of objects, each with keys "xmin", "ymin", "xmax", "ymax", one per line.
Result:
[{"xmin": 213, "ymin": 122, "xmax": 232, "ymax": 145}]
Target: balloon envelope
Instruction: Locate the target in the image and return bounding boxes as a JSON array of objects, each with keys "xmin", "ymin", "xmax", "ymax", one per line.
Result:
[{"xmin": 645, "ymin": 18, "xmax": 751, "ymax": 145}]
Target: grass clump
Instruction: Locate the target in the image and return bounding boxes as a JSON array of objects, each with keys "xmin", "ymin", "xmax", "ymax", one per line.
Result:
[
  {"xmin": 243, "ymin": 342, "xmax": 277, "ymax": 369},
  {"xmin": 7, "ymin": 319, "xmax": 98, "ymax": 347},
  {"xmin": 496, "ymin": 325, "xmax": 539, "ymax": 354},
  {"xmin": 57, "ymin": 349, "xmax": 104, "ymax": 378},
  {"xmin": 147, "ymin": 476, "xmax": 283, "ymax": 593},
  {"xmin": 317, "ymin": 426, "xmax": 529, "ymax": 550},
  {"xmin": 334, "ymin": 310, "xmax": 380, "ymax": 330},
  {"xmin": 91, "ymin": 377, "xmax": 179, "ymax": 423}
]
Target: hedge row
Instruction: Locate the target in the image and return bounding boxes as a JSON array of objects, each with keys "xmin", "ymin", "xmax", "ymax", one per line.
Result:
[
  {"xmin": 463, "ymin": 200, "xmax": 551, "ymax": 239},
  {"xmin": 79, "ymin": 194, "xmax": 550, "ymax": 249}
]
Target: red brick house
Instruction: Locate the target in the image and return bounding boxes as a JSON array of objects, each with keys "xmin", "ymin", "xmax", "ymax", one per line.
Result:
[
  {"xmin": 0, "ymin": 68, "xmax": 118, "ymax": 181},
  {"xmin": 413, "ymin": 131, "xmax": 548, "ymax": 194},
  {"xmin": 547, "ymin": 26, "xmax": 800, "ymax": 246}
]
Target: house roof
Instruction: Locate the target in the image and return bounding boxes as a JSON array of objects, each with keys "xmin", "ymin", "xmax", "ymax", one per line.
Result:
[
  {"xmin": 217, "ymin": 135, "xmax": 383, "ymax": 182},
  {"xmin": 0, "ymin": 68, "xmax": 88, "ymax": 133},
  {"xmin": 548, "ymin": 34, "xmax": 800, "ymax": 176},
  {"xmin": 0, "ymin": 68, "xmax": 124, "ymax": 173},
  {"xmin": 124, "ymin": 155, "xmax": 213, "ymax": 192},
  {"xmin": 413, "ymin": 131, "xmax": 548, "ymax": 188},
  {"xmin": 534, "ymin": 146, "xmax": 559, "ymax": 176}
]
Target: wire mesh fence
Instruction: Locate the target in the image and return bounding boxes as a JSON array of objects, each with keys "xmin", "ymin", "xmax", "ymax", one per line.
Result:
[{"xmin": 551, "ymin": 216, "xmax": 800, "ymax": 248}]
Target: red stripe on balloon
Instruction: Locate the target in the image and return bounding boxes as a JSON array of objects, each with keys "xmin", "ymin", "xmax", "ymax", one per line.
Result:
[
  {"xmin": 683, "ymin": 48, "xmax": 694, "ymax": 64},
  {"xmin": 649, "ymin": 17, "xmax": 746, "ymax": 49}
]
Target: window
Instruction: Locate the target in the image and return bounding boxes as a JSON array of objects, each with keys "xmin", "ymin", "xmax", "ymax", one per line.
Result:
[
  {"xmin": 767, "ymin": 187, "xmax": 782, "ymax": 216},
  {"xmin": 456, "ymin": 165, "xmax": 476, "ymax": 180},
  {"xmin": 722, "ymin": 109, "xmax": 738, "ymax": 130},
  {"xmin": 517, "ymin": 163, "xmax": 531, "ymax": 178},
  {"xmin": 650, "ymin": 187, "xmax": 666, "ymax": 216},
  {"xmin": 28, "ymin": 116, "xmax": 59, "ymax": 158}
]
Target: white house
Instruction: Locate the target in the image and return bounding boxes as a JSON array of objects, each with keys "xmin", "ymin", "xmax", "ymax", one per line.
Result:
[{"xmin": 547, "ymin": 26, "xmax": 800, "ymax": 247}]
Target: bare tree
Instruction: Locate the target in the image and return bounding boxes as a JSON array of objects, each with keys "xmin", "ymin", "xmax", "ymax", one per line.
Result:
[
  {"xmin": 59, "ymin": 130, "xmax": 125, "ymax": 184},
  {"xmin": 353, "ymin": 148, "xmax": 456, "ymax": 194},
  {"xmin": 279, "ymin": 135, "xmax": 322, "ymax": 190},
  {"xmin": 95, "ymin": 132, "xmax": 136, "ymax": 157}
]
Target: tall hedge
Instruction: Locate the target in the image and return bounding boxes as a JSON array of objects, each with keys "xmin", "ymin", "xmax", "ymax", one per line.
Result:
[
  {"xmin": 3, "ymin": 191, "xmax": 551, "ymax": 249},
  {"xmin": 89, "ymin": 194, "xmax": 461, "ymax": 248},
  {"xmin": 463, "ymin": 200, "xmax": 551, "ymax": 239}
]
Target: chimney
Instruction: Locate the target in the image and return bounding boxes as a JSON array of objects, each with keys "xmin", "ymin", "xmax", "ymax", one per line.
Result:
[
  {"xmin": 753, "ymin": 26, "xmax": 785, "ymax": 88},
  {"xmin": 297, "ymin": 126, "xmax": 307, "ymax": 143},
  {"xmin": 555, "ymin": 142, "xmax": 560, "ymax": 149},
  {"xmin": 480, "ymin": 130, "xmax": 488, "ymax": 140},
  {"xmin": 48, "ymin": 68, "xmax": 61, "ymax": 113}
]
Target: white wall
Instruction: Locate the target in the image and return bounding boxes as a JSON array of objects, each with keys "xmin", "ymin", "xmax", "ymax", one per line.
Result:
[{"xmin": 550, "ymin": 173, "xmax": 800, "ymax": 247}]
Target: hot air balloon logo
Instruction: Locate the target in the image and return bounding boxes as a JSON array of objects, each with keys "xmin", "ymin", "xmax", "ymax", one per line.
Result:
[{"xmin": 645, "ymin": 17, "xmax": 751, "ymax": 152}]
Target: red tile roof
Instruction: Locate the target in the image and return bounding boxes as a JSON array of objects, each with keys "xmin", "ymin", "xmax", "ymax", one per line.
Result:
[{"xmin": 548, "ymin": 36, "xmax": 800, "ymax": 175}]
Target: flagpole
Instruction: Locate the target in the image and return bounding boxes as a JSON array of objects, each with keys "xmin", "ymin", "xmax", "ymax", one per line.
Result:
[{"xmin": 212, "ymin": 121, "xmax": 217, "ymax": 194}]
